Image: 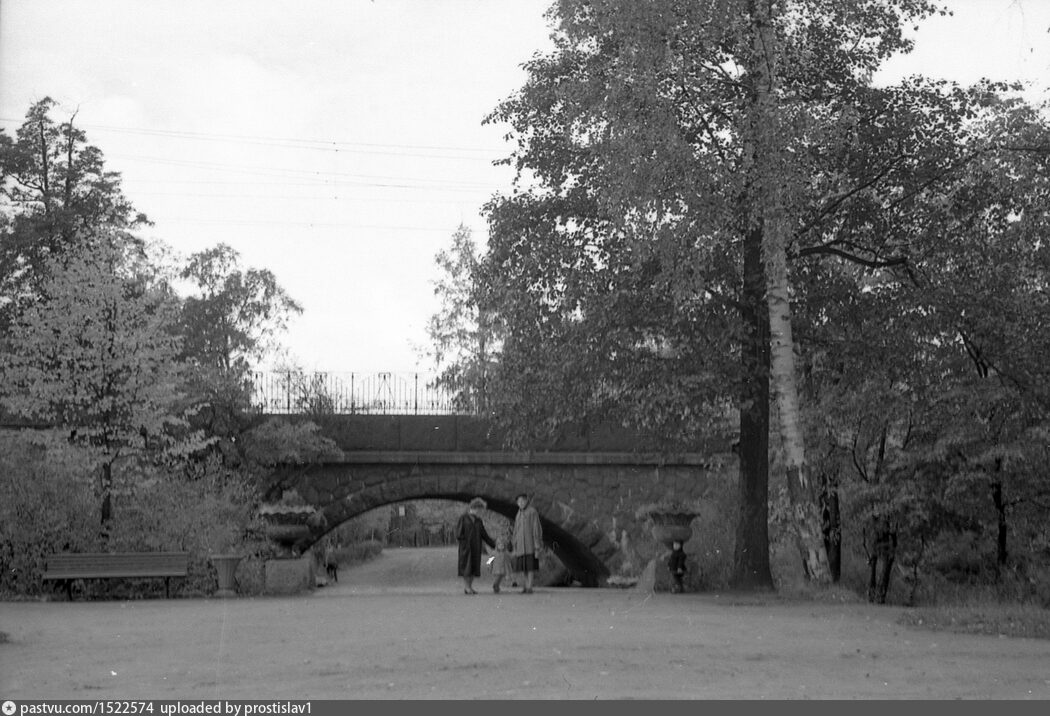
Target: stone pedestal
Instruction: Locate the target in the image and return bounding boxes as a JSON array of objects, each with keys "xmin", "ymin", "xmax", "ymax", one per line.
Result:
[
  {"xmin": 643, "ymin": 512, "xmax": 702, "ymax": 592},
  {"xmin": 264, "ymin": 556, "xmax": 316, "ymax": 595}
]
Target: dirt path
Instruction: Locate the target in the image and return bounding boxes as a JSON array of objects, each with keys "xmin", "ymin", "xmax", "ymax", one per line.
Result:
[{"xmin": 3, "ymin": 547, "xmax": 1049, "ymax": 699}]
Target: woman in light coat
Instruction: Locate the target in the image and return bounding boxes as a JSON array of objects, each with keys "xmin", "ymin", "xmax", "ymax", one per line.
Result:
[{"xmin": 511, "ymin": 493, "xmax": 544, "ymax": 594}]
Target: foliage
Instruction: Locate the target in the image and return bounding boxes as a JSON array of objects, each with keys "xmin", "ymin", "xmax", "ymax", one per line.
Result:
[
  {"xmin": 179, "ymin": 243, "xmax": 302, "ymax": 373},
  {"xmin": 0, "ymin": 430, "xmax": 266, "ymax": 598},
  {"xmin": 239, "ymin": 417, "xmax": 344, "ymax": 468},
  {"xmin": 325, "ymin": 508, "xmax": 393, "ymax": 545},
  {"xmin": 0, "ymin": 430, "xmax": 98, "ymax": 595},
  {"xmin": 0, "ymin": 98, "xmax": 321, "ymax": 597},
  {"xmin": 96, "ymin": 456, "xmax": 269, "ymax": 597},
  {"xmin": 796, "ymin": 91, "xmax": 1050, "ymax": 602},
  {"xmin": 0, "ymin": 97, "xmax": 148, "ymax": 330},
  {"xmin": 177, "ymin": 244, "xmax": 303, "ymax": 455},
  {"xmin": 468, "ymin": 0, "xmax": 991, "ymax": 585},
  {"xmin": 425, "ymin": 224, "xmax": 498, "ymax": 413},
  {"xmin": 327, "ymin": 540, "xmax": 384, "ymax": 568},
  {"xmin": 2, "ymin": 236, "xmax": 190, "ymax": 449},
  {"xmin": 0, "ymin": 234, "xmax": 206, "ymax": 528}
]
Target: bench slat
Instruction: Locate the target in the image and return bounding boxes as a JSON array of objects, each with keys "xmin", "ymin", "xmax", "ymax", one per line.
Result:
[
  {"xmin": 44, "ymin": 568, "xmax": 188, "ymax": 579},
  {"xmin": 42, "ymin": 551, "xmax": 192, "ymax": 600},
  {"xmin": 44, "ymin": 552, "xmax": 190, "ymax": 580}
]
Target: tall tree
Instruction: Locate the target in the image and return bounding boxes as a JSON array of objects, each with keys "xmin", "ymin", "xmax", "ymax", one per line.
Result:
[
  {"xmin": 178, "ymin": 243, "xmax": 303, "ymax": 448},
  {"xmin": 793, "ymin": 90, "xmax": 1050, "ymax": 597},
  {"xmin": 0, "ymin": 97, "xmax": 148, "ymax": 330},
  {"xmin": 425, "ymin": 224, "xmax": 498, "ymax": 413},
  {"xmin": 474, "ymin": 0, "xmax": 1024, "ymax": 587}
]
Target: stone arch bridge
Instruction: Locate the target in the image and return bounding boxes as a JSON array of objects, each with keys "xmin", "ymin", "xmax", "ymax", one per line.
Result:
[{"xmin": 265, "ymin": 415, "xmax": 736, "ymax": 587}]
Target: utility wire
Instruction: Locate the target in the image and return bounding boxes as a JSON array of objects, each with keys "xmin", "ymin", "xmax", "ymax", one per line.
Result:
[
  {"xmin": 0, "ymin": 116, "xmax": 508, "ymax": 160},
  {"xmin": 107, "ymin": 153, "xmax": 502, "ymax": 191}
]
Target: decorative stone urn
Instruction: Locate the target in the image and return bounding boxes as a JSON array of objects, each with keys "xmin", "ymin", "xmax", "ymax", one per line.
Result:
[
  {"xmin": 257, "ymin": 503, "xmax": 318, "ymax": 551},
  {"xmin": 634, "ymin": 505, "xmax": 703, "ymax": 593},
  {"xmin": 210, "ymin": 553, "xmax": 243, "ymax": 597},
  {"xmin": 647, "ymin": 511, "xmax": 697, "ymax": 550}
]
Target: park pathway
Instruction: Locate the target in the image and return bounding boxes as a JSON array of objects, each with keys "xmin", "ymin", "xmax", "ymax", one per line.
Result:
[
  {"xmin": 318, "ymin": 545, "xmax": 462, "ymax": 595},
  {"xmin": 3, "ymin": 548, "xmax": 1050, "ymax": 699}
]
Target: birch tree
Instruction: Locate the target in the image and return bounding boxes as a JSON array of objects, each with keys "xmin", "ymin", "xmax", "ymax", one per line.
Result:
[
  {"xmin": 476, "ymin": 0, "xmax": 982, "ymax": 586},
  {"xmin": 425, "ymin": 224, "xmax": 498, "ymax": 413}
]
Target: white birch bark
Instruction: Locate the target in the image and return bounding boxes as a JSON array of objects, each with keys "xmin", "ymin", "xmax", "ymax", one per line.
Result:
[{"xmin": 749, "ymin": 0, "xmax": 831, "ymax": 583}]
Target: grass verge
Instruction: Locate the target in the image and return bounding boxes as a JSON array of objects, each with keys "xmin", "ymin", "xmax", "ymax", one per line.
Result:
[{"xmin": 898, "ymin": 604, "xmax": 1050, "ymax": 640}]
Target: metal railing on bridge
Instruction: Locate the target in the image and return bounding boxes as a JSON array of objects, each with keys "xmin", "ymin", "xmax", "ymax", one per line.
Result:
[{"xmin": 250, "ymin": 371, "xmax": 466, "ymax": 415}]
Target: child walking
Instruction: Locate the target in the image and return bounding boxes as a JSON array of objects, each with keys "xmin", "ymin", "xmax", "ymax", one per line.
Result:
[
  {"xmin": 489, "ymin": 536, "xmax": 512, "ymax": 593},
  {"xmin": 668, "ymin": 540, "xmax": 687, "ymax": 593}
]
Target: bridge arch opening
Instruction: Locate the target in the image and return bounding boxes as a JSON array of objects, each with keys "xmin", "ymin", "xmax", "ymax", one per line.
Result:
[{"xmin": 295, "ymin": 487, "xmax": 611, "ymax": 588}]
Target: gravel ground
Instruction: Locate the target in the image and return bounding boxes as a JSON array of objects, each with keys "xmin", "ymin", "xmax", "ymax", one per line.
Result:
[{"xmin": 2, "ymin": 546, "xmax": 1049, "ymax": 699}]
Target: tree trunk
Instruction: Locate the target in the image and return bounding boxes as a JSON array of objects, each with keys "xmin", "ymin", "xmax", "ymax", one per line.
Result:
[
  {"xmin": 822, "ymin": 476, "xmax": 842, "ymax": 583},
  {"xmin": 99, "ymin": 460, "xmax": 113, "ymax": 540},
  {"xmin": 867, "ymin": 527, "xmax": 896, "ymax": 604},
  {"xmin": 730, "ymin": 225, "xmax": 775, "ymax": 591},
  {"xmin": 992, "ymin": 480, "xmax": 1008, "ymax": 573},
  {"xmin": 748, "ymin": 0, "xmax": 831, "ymax": 584}
]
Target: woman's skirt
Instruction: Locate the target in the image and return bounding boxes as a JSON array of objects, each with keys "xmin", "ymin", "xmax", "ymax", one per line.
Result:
[{"xmin": 512, "ymin": 554, "xmax": 540, "ymax": 572}]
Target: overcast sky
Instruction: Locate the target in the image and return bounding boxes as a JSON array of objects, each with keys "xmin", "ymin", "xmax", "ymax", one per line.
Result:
[{"xmin": 2, "ymin": 0, "xmax": 1048, "ymax": 374}]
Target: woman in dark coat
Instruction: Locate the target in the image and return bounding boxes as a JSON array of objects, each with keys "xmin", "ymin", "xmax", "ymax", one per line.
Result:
[{"xmin": 456, "ymin": 497, "xmax": 495, "ymax": 594}]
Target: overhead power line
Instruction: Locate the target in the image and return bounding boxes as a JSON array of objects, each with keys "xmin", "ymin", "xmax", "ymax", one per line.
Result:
[
  {"xmin": 153, "ymin": 217, "xmax": 464, "ymax": 232},
  {"xmin": 107, "ymin": 152, "xmax": 500, "ymax": 191},
  {"xmin": 0, "ymin": 116, "xmax": 509, "ymax": 161}
]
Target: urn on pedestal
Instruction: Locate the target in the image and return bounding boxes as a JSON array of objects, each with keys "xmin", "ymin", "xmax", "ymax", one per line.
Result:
[
  {"xmin": 210, "ymin": 554, "xmax": 243, "ymax": 597},
  {"xmin": 635, "ymin": 500, "xmax": 704, "ymax": 593},
  {"xmin": 635, "ymin": 501, "xmax": 703, "ymax": 548}
]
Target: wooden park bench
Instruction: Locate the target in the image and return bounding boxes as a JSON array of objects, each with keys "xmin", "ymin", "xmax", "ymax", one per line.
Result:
[{"xmin": 43, "ymin": 551, "xmax": 190, "ymax": 600}]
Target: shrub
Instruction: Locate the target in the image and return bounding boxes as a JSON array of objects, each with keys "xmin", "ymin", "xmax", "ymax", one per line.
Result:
[
  {"xmin": 91, "ymin": 456, "xmax": 269, "ymax": 598},
  {"xmin": 0, "ymin": 431, "xmax": 268, "ymax": 599},
  {"xmin": 689, "ymin": 479, "xmax": 736, "ymax": 590},
  {"xmin": 0, "ymin": 431, "xmax": 99, "ymax": 596},
  {"xmin": 328, "ymin": 540, "xmax": 384, "ymax": 567}
]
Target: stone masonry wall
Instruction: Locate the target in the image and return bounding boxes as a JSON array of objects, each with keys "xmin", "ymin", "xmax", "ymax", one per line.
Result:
[{"xmin": 273, "ymin": 453, "xmax": 737, "ymax": 587}]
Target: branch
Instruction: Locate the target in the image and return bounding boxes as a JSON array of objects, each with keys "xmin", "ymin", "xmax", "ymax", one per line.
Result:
[
  {"xmin": 794, "ymin": 244, "xmax": 910, "ymax": 268},
  {"xmin": 851, "ymin": 428, "xmax": 869, "ymax": 483},
  {"xmin": 795, "ymin": 151, "xmax": 909, "ymax": 240},
  {"xmin": 958, "ymin": 328, "xmax": 989, "ymax": 379}
]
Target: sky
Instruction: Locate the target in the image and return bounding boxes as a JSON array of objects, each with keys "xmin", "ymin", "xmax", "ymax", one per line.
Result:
[{"xmin": 1, "ymin": 0, "xmax": 1048, "ymax": 374}]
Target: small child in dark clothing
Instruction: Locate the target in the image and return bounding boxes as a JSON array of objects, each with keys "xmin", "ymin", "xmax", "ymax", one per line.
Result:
[{"xmin": 668, "ymin": 540, "xmax": 687, "ymax": 593}]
